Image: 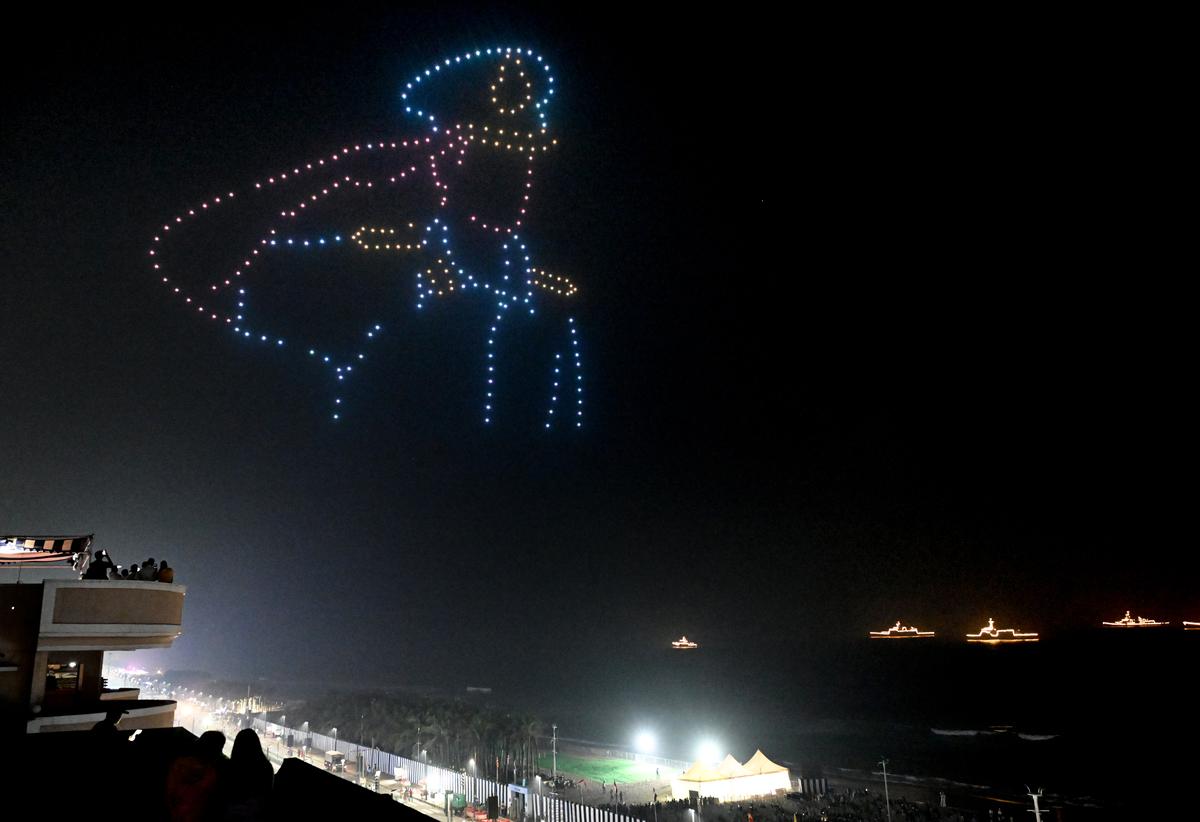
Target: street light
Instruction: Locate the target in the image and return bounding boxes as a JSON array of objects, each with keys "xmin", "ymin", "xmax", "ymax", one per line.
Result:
[
  {"xmin": 879, "ymin": 759, "xmax": 891, "ymax": 822},
  {"xmin": 358, "ymin": 711, "xmax": 365, "ymax": 785},
  {"xmin": 1026, "ymin": 787, "xmax": 1046, "ymax": 822},
  {"xmin": 635, "ymin": 731, "xmax": 656, "ymax": 754}
]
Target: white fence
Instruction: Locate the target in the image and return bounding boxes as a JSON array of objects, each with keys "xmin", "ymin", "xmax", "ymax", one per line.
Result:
[
  {"xmin": 254, "ymin": 719, "xmax": 641, "ymax": 822},
  {"xmin": 527, "ymin": 791, "xmax": 643, "ymax": 822}
]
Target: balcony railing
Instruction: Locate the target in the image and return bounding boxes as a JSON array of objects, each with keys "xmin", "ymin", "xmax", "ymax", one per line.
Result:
[
  {"xmin": 26, "ymin": 697, "xmax": 177, "ymax": 733},
  {"xmin": 37, "ymin": 580, "xmax": 186, "ymax": 651}
]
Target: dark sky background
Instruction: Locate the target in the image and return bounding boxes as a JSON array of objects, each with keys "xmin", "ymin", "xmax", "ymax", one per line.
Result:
[{"xmin": 2, "ymin": 6, "xmax": 1192, "ymax": 683}]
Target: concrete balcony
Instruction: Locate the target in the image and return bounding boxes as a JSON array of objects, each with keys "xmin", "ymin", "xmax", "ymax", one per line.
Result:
[
  {"xmin": 37, "ymin": 580, "xmax": 186, "ymax": 651},
  {"xmin": 26, "ymin": 697, "xmax": 176, "ymax": 733},
  {"xmin": 101, "ymin": 687, "xmax": 141, "ymax": 700}
]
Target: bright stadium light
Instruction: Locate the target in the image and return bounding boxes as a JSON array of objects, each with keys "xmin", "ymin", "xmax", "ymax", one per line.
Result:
[
  {"xmin": 635, "ymin": 731, "xmax": 657, "ymax": 753},
  {"xmin": 697, "ymin": 740, "xmax": 720, "ymax": 765}
]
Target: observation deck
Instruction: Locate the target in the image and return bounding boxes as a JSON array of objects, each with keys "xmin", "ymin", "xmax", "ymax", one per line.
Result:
[{"xmin": 1, "ymin": 544, "xmax": 186, "ymax": 735}]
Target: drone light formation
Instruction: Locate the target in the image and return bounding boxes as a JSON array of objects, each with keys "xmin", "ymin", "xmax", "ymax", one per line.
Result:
[{"xmin": 147, "ymin": 46, "xmax": 584, "ymax": 427}]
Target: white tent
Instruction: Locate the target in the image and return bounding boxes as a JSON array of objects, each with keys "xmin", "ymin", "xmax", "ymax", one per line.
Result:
[
  {"xmin": 670, "ymin": 750, "xmax": 791, "ymax": 801},
  {"xmin": 743, "ymin": 749, "xmax": 789, "ymax": 775},
  {"xmin": 717, "ymin": 755, "xmax": 750, "ymax": 777}
]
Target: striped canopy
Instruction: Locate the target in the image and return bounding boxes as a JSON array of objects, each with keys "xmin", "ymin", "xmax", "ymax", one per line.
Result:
[{"xmin": 0, "ymin": 534, "xmax": 93, "ymax": 564}]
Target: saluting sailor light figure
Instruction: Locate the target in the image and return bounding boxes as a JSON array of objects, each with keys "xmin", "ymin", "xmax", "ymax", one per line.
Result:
[
  {"xmin": 148, "ymin": 46, "xmax": 583, "ymax": 428},
  {"xmin": 407, "ymin": 47, "xmax": 583, "ymax": 429}
]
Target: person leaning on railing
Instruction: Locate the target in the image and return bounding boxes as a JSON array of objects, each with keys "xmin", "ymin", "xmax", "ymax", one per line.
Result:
[{"xmin": 157, "ymin": 560, "xmax": 175, "ymax": 583}]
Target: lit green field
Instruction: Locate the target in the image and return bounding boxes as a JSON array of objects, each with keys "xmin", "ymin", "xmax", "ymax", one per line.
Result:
[{"xmin": 537, "ymin": 753, "xmax": 673, "ymax": 783}]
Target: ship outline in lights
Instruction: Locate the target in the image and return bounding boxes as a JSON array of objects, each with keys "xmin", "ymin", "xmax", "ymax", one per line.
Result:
[
  {"xmin": 1102, "ymin": 610, "xmax": 1169, "ymax": 628},
  {"xmin": 966, "ymin": 617, "xmax": 1039, "ymax": 644},
  {"xmin": 1185, "ymin": 621, "xmax": 1200, "ymax": 631},
  {"xmin": 869, "ymin": 621, "xmax": 935, "ymax": 639},
  {"xmin": 671, "ymin": 635, "xmax": 698, "ymax": 650}
]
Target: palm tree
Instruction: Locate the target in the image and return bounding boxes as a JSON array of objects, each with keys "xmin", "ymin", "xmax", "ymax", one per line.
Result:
[
  {"xmin": 470, "ymin": 712, "xmax": 491, "ymax": 767},
  {"xmin": 423, "ymin": 711, "xmax": 445, "ymax": 763},
  {"xmin": 522, "ymin": 716, "xmax": 544, "ymax": 782}
]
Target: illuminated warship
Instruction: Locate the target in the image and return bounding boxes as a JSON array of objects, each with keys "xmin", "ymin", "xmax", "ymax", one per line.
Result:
[
  {"xmin": 671, "ymin": 636, "xmax": 698, "ymax": 649},
  {"xmin": 1102, "ymin": 610, "xmax": 1169, "ymax": 628},
  {"xmin": 1184, "ymin": 621, "xmax": 1200, "ymax": 631},
  {"xmin": 869, "ymin": 621, "xmax": 935, "ymax": 639},
  {"xmin": 966, "ymin": 618, "xmax": 1039, "ymax": 643}
]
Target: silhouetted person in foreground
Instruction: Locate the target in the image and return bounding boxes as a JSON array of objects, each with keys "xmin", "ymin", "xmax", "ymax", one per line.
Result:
[
  {"xmin": 165, "ymin": 738, "xmax": 226, "ymax": 822},
  {"xmin": 198, "ymin": 730, "xmax": 227, "ymax": 760},
  {"xmin": 227, "ymin": 729, "xmax": 273, "ymax": 818},
  {"xmin": 91, "ymin": 707, "xmax": 129, "ymax": 738}
]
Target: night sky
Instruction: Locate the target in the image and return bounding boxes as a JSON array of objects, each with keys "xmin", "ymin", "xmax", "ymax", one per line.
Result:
[{"xmin": 3, "ymin": 7, "xmax": 1191, "ymax": 681}]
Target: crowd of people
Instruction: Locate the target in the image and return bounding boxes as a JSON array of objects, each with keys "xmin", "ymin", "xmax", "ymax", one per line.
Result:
[
  {"xmin": 599, "ymin": 791, "xmax": 995, "ymax": 822},
  {"xmin": 73, "ymin": 547, "xmax": 174, "ymax": 582}
]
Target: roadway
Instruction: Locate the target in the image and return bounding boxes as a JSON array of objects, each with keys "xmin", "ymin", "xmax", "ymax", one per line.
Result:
[{"xmin": 250, "ymin": 726, "xmax": 449, "ymax": 820}]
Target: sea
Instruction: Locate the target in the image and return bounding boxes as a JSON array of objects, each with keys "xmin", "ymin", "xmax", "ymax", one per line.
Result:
[{"xmin": 420, "ymin": 630, "xmax": 1194, "ymax": 816}]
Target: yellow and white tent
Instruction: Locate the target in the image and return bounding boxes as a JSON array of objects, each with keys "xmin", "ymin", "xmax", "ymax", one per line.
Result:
[
  {"xmin": 717, "ymin": 755, "xmax": 750, "ymax": 777},
  {"xmin": 671, "ymin": 750, "xmax": 791, "ymax": 801},
  {"xmin": 743, "ymin": 749, "xmax": 788, "ymax": 775}
]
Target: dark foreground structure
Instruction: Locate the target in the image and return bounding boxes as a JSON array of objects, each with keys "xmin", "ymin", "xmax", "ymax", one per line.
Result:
[{"xmin": 4, "ymin": 726, "xmax": 422, "ymax": 820}]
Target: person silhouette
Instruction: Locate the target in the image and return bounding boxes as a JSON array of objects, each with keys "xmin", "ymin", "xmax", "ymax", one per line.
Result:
[{"xmin": 91, "ymin": 707, "xmax": 130, "ymax": 739}]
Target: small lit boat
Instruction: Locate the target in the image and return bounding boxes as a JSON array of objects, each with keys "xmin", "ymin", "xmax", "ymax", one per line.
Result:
[
  {"xmin": 869, "ymin": 621, "xmax": 934, "ymax": 639},
  {"xmin": 1102, "ymin": 610, "xmax": 1168, "ymax": 628},
  {"xmin": 1184, "ymin": 621, "xmax": 1200, "ymax": 631},
  {"xmin": 966, "ymin": 617, "xmax": 1039, "ymax": 644},
  {"xmin": 671, "ymin": 636, "xmax": 698, "ymax": 649}
]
